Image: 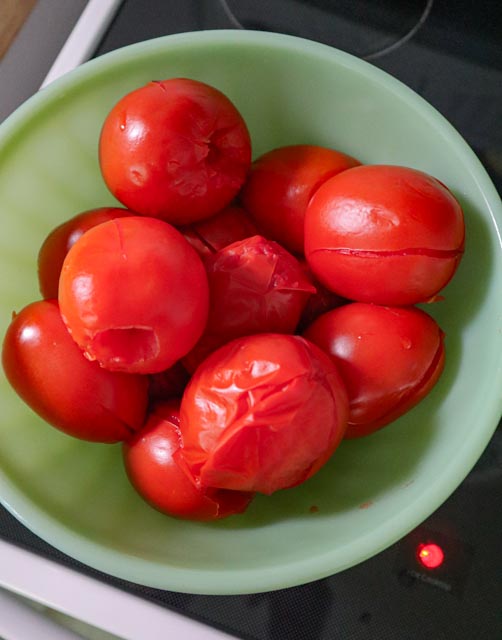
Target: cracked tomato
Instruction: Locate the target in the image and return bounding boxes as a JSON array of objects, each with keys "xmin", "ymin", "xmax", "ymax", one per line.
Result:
[
  {"xmin": 37, "ymin": 206, "xmax": 133, "ymax": 300},
  {"xmin": 123, "ymin": 400, "xmax": 253, "ymax": 520},
  {"xmin": 182, "ymin": 235, "xmax": 316, "ymax": 372},
  {"xmin": 304, "ymin": 165, "xmax": 465, "ymax": 305},
  {"xmin": 179, "ymin": 333, "xmax": 349, "ymax": 494},
  {"xmin": 181, "ymin": 204, "xmax": 258, "ymax": 260},
  {"xmin": 99, "ymin": 78, "xmax": 252, "ymax": 224},
  {"xmin": 58, "ymin": 216, "xmax": 209, "ymax": 374}
]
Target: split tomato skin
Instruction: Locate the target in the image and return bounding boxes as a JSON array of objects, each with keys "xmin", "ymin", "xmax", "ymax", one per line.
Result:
[
  {"xmin": 303, "ymin": 303, "xmax": 445, "ymax": 438},
  {"xmin": 203, "ymin": 235, "xmax": 315, "ymax": 336},
  {"xmin": 99, "ymin": 78, "xmax": 252, "ymax": 224},
  {"xmin": 123, "ymin": 401, "xmax": 253, "ymax": 520},
  {"xmin": 304, "ymin": 165, "xmax": 465, "ymax": 305},
  {"xmin": 1, "ymin": 300, "xmax": 148, "ymax": 443},
  {"xmin": 58, "ymin": 216, "xmax": 209, "ymax": 374},
  {"xmin": 180, "ymin": 334, "xmax": 349, "ymax": 495},
  {"xmin": 181, "ymin": 204, "xmax": 258, "ymax": 260},
  {"xmin": 241, "ymin": 144, "xmax": 361, "ymax": 254},
  {"xmin": 182, "ymin": 235, "xmax": 316, "ymax": 372},
  {"xmin": 37, "ymin": 207, "xmax": 133, "ymax": 300}
]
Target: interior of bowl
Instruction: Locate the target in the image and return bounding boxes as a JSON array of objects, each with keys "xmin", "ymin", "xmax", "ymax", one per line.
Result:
[{"xmin": 0, "ymin": 31, "xmax": 501, "ymax": 595}]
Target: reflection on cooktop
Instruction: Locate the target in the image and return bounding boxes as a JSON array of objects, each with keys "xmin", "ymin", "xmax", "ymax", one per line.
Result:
[{"xmin": 214, "ymin": 0, "xmax": 434, "ymax": 59}]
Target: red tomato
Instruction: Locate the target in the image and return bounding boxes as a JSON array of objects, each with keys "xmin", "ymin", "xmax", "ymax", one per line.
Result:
[
  {"xmin": 37, "ymin": 207, "xmax": 133, "ymax": 300},
  {"xmin": 304, "ymin": 165, "xmax": 465, "ymax": 305},
  {"xmin": 1, "ymin": 300, "xmax": 148, "ymax": 443},
  {"xmin": 303, "ymin": 303, "xmax": 445, "ymax": 438},
  {"xmin": 148, "ymin": 361, "xmax": 191, "ymax": 404},
  {"xmin": 99, "ymin": 78, "xmax": 252, "ymax": 224},
  {"xmin": 182, "ymin": 235, "xmax": 316, "ymax": 372},
  {"xmin": 123, "ymin": 401, "xmax": 253, "ymax": 520},
  {"xmin": 180, "ymin": 334, "xmax": 349, "ymax": 495},
  {"xmin": 181, "ymin": 205, "xmax": 258, "ymax": 260},
  {"xmin": 241, "ymin": 145, "xmax": 360, "ymax": 254},
  {"xmin": 58, "ymin": 216, "xmax": 209, "ymax": 374}
]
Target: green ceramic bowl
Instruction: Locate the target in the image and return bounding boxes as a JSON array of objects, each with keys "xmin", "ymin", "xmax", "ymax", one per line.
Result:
[{"xmin": 0, "ymin": 31, "xmax": 501, "ymax": 595}]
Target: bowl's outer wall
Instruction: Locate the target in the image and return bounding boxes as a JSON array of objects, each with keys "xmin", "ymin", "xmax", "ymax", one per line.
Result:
[{"xmin": 0, "ymin": 31, "xmax": 501, "ymax": 594}]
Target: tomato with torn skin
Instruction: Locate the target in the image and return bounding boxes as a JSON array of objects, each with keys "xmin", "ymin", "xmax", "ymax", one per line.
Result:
[
  {"xmin": 181, "ymin": 204, "xmax": 258, "ymax": 260},
  {"xmin": 182, "ymin": 235, "xmax": 316, "ymax": 372},
  {"xmin": 123, "ymin": 400, "xmax": 253, "ymax": 520},
  {"xmin": 1, "ymin": 300, "xmax": 148, "ymax": 442},
  {"xmin": 37, "ymin": 206, "xmax": 133, "ymax": 300},
  {"xmin": 304, "ymin": 165, "xmax": 465, "ymax": 305},
  {"xmin": 241, "ymin": 144, "xmax": 360, "ymax": 254},
  {"xmin": 99, "ymin": 78, "xmax": 252, "ymax": 224},
  {"xmin": 58, "ymin": 216, "xmax": 209, "ymax": 374},
  {"xmin": 179, "ymin": 333, "xmax": 349, "ymax": 494},
  {"xmin": 303, "ymin": 303, "xmax": 445, "ymax": 438}
]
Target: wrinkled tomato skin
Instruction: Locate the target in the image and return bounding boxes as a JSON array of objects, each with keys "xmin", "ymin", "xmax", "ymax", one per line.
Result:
[
  {"xmin": 241, "ymin": 145, "xmax": 360, "ymax": 254},
  {"xmin": 38, "ymin": 207, "xmax": 133, "ymax": 300},
  {"xmin": 1, "ymin": 300, "xmax": 148, "ymax": 443},
  {"xmin": 304, "ymin": 165, "xmax": 465, "ymax": 305},
  {"xmin": 123, "ymin": 401, "xmax": 253, "ymax": 520},
  {"xmin": 303, "ymin": 303, "xmax": 445, "ymax": 438},
  {"xmin": 99, "ymin": 78, "xmax": 252, "ymax": 224},
  {"xmin": 180, "ymin": 334, "xmax": 349, "ymax": 495},
  {"xmin": 181, "ymin": 205, "xmax": 258, "ymax": 260},
  {"xmin": 182, "ymin": 235, "xmax": 316, "ymax": 372},
  {"xmin": 58, "ymin": 216, "xmax": 209, "ymax": 375}
]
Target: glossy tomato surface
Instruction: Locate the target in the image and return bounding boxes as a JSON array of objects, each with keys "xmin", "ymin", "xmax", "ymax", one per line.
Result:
[
  {"xmin": 182, "ymin": 235, "xmax": 316, "ymax": 372},
  {"xmin": 304, "ymin": 303, "xmax": 445, "ymax": 438},
  {"xmin": 241, "ymin": 144, "xmax": 360, "ymax": 254},
  {"xmin": 59, "ymin": 216, "xmax": 209, "ymax": 374},
  {"xmin": 304, "ymin": 165, "xmax": 465, "ymax": 305},
  {"xmin": 123, "ymin": 401, "xmax": 253, "ymax": 520},
  {"xmin": 38, "ymin": 207, "xmax": 132, "ymax": 299},
  {"xmin": 99, "ymin": 78, "xmax": 252, "ymax": 224},
  {"xmin": 180, "ymin": 334, "xmax": 349, "ymax": 495},
  {"xmin": 181, "ymin": 204, "xmax": 258, "ymax": 260},
  {"xmin": 1, "ymin": 300, "xmax": 148, "ymax": 442}
]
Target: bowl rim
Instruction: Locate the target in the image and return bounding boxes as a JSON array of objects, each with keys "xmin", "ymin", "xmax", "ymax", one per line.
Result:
[{"xmin": 1, "ymin": 29, "xmax": 501, "ymax": 595}]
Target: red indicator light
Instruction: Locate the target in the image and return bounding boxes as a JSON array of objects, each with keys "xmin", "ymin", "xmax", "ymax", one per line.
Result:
[{"xmin": 417, "ymin": 543, "xmax": 444, "ymax": 569}]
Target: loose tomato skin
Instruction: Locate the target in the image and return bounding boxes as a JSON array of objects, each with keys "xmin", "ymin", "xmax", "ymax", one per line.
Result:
[
  {"xmin": 180, "ymin": 334, "xmax": 349, "ymax": 495},
  {"xmin": 305, "ymin": 165, "xmax": 465, "ymax": 305},
  {"xmin": 38, "ymin": 207, "xmax": 133, "ymax": 300},
  {"xmin": 181, "ymin": 205, "xmax": 258, "ymax": 260},
  {"xmin": 123, "ymin": 401, "xmax": 253, "ymax": 520},
  {"xmin": 99, "ymin": 78, "xmax": 252, "ymax": 224},
  {"xmin": 2, "ymin": 300, "xmax": 148, "ymax": 442},
  {"xmin": 303, "ymin": 303, "xmax": 445, "ymax": 438},
  {"xmin": 58, "ymin": 216, "xmax": 209, "ymax": 374},
  {"xmin": 182, "ymin": 235, "xmax": 316, "ymax": 372},
  {"xmin": 241, "ymin": 145, "xmax": 360, "ymax": 254}
]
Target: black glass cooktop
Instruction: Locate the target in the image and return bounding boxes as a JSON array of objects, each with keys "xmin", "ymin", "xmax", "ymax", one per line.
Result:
[{"xmin": 1, "ymin": 2, "xmax": 501, "ymax": 639}]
